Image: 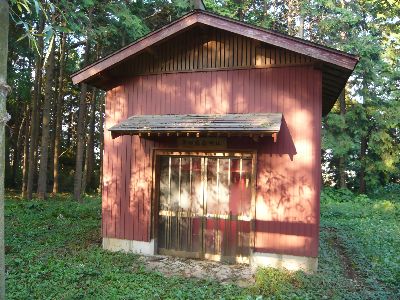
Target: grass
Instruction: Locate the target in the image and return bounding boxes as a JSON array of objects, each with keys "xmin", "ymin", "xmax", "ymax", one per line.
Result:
[{"xmin": 5, "ymin": 189, "xmax": 400, "ymax": 299}]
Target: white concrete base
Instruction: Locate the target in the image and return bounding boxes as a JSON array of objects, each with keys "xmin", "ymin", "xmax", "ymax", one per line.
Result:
[
  {"xmin": 250, "ymin": 252, "xmax": 318, "ymax": 273},
  {"xmin": 102, "ymin": 238, "xmax": 317, "ymax": 273},
  {"xmin": 103, "ymin": 237, "xmax": 155, "ymax": 255}
]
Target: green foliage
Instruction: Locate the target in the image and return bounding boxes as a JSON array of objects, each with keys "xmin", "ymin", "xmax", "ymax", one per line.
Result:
[
  {"xmin": 371, "ymin": 183, "xmax": 400, "ymax": 202},
  {"xmin": 5, "ymin": 190, "xmax": 399, "ymax": 299},
  {"xmin": 310, "ymin": 0, "xmax": 400, "ymax": 191},
  {"xmin": 250, "ymin": 268, "xmax": 300, "ymax": 298},
  {"xmin": 321, "ymin": 188, "xmax": 369, "ymax": 204},
  {"xmin": 204, "ymin": 0, "xmax": 289, "ymax": 32},
  {"xmin": 321, "ymin": 189, "xmax": 400, "ymax": 296},
  {"xmin": 5, "ymin": 194, "xmax": 243, "ymax": 299}
]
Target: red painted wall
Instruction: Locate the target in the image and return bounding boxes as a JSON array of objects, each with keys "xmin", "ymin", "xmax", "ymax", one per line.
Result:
[{"xmin": 103, "ymin": 65, "xmax": 322, "ymax": 257}]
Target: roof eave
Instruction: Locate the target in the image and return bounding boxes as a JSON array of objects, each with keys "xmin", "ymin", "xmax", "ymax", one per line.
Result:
[{"xmin": 71, "ymin": 11, "xmax": 200, "ymax": 85}]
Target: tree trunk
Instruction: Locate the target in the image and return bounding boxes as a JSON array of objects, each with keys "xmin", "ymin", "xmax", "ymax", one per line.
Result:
[
  {"xmin": 13, "ymin": 105, "xmax": 27, "ymax": 185},
  {"xmin": 66, "ymin": 101, "xmax": 73, "ymax": 148},
  {"xmin": 86, "ymin": 90, "xmax": 96, "ymax": 187},
  {"xmin": 21, "ymin": 59, "xmax": 33, "ymax": 197},
  {"xmin": 37, "ymin": 37, "xmax": 56, "ymax": 199},
  {"xmin": 74, "ymin": 8, "xmax": 92, "ymax": 202},
  {"xmin": 191, "ymin": 0, "xmax": 205, "ymax": 10},
  {"xmin": 359, "ymin": 135, "xmax": 367, "ymax": 193},
  {"xmin": 27, "ymin": 15, "xmax": 44, "ymax": 200},
  {"xmin": 0, "ymin": 0, "xmax": 9, "ymax": 297},
  {"xmin": 48, "ymin": 104, "xmax": 55, "ymax": 186},
  {"xmin": 339, "ymin": 89, "xmax": 346, "ymax": 115},
  {"xmin": 298, "ymin": 15, "xmax": 304, "ymax": 38},
  {"xmin": 286, "ymin": 0, "xmax": 294, "ymax": 35},
  {"xmin": 73, "ymin": 82, "xmax": 88, "ymax": 202},
  {"xmin": 82, "ymin": 89, "xmax": 96, "ymax": 193},
  {"xmin": 53, "ymin": 31, "xmax": 67, "ymax": 194},
  {"xmin": 263, "ymin": 0, "xmax": 268, "ymax": 22},
  {"xmin": 21, "ymin": 109, "xmax": 30, "ymax": 197},
  {"xmin": 359, "ymin": 68, "xmax": 369, "ymax": 194},
  {"xmin": 99, "ymin": 93, "xmax": 104, "ymax": 193},
  {"xmin": 338, "ymin": 156, "xmax": 346, "ymax": 188},
  {"xmin": 234, "ymin": 0, "xmax": 244, "ymax": 21},
  {"xmin": 4, "ymin": 133, "xmax": 9, "ymax": 187},
  {"xmin": 338, "ymin": 89, "xmax": 346, "ymax": 189}
]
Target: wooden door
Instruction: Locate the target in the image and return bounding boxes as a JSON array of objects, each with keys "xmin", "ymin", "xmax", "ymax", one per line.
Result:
[
  {"xmin": 204, "ymin": 157, "xmax": 252, "ymax": 262},
  {"xmin": 157, "ymin": 156, "xmax": 203, "ymax": 257},
  {"xmin": 157, "ymin": 154, "xmax": 253, "ymax": 262}
]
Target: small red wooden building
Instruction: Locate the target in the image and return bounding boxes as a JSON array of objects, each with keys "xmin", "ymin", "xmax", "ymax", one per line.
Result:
[{"xmin": 72, "ymin": 10, "xmax": 358, "ymax": 271}]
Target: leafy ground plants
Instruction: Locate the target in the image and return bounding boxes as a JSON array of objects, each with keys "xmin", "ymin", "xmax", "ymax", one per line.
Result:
[{"xmin": 5, "ymin": 189, "xmax": 399, "ymax": 299}]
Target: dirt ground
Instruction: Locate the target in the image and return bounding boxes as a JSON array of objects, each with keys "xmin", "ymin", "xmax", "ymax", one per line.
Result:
[{"xmin": 138, "ymin": 255, "xmax": 255, "ymax": 287}]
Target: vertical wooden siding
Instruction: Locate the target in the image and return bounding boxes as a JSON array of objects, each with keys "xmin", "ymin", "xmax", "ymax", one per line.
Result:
[
  {"xmin": 102, "ymin": 65, "xmax": 322, "ymax": 257},
  {"xmin": 113, "ymin": 26, "xmax": 314, "ymax": 78}
]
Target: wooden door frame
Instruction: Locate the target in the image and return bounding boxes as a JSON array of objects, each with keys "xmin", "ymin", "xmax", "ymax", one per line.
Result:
[{"xmin": 150, "ymin": 148, "xmax": 257, "ymax": 259}]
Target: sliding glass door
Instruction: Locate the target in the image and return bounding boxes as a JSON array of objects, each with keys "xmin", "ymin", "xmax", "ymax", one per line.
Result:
[{"xmin": 157, "ymin": 154, "xmax": 253, "ymax": 262}]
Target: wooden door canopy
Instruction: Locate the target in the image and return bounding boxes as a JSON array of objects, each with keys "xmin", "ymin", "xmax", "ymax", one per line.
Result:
[{"xmin": 109, "ymin": 113, "xmax": 282, "ymax": 141}]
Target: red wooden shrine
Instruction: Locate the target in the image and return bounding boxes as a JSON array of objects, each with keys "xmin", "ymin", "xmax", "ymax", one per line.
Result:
[{"xmin": 72, "ymin": 10, "xmax": 358, "ymax": 271}]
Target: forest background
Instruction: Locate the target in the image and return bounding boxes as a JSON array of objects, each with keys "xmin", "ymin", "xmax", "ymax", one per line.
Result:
[{"xmin": 6, "ymin": 0, "xmax": 400, "ymax": 201}]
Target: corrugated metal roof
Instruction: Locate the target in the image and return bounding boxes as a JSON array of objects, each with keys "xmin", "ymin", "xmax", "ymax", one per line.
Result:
[{"xmin": 109, "ymin": 113, "xmax": 282, "ymax": 138}]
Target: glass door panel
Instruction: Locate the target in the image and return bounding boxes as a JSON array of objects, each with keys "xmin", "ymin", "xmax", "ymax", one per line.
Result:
[
  {"xmin": 158, "ymin": 154, "xmax": 253, "ymax": 261},
  {"xmin": 158, "ymin": 156, "xmax": 203, "ymax": 256},
  {"xmin": 204, "ymin": 158, "xmax": 252, "ymax": 261}
]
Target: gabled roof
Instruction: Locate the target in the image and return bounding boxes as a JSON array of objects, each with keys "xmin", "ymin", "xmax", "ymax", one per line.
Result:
[{"xmin": 71, "ymin": 9, "xmax": 359, "ymax": 115}]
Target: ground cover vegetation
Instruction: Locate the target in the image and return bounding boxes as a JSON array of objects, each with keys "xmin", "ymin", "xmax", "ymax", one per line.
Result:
[{"xmin": 5, "ymin": 187, "xmax": 399, "ymax": 299}]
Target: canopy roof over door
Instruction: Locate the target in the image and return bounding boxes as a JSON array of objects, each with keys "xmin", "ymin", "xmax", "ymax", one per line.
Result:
[{"xmin": 109, "ymin": 113, "xmax": 282, "ymax": 139}]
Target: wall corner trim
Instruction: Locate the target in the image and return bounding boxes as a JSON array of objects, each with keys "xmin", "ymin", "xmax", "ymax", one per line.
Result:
[{"xmin": 103, "ymin": 237, "xmax": 155, "ymax": 255}]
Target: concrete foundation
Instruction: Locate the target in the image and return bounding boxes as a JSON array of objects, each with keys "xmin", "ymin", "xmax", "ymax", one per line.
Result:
[
  {"xmin": 102, "ymin": 238, "xmax": 317, "ymax": 273},
  {"xmin": 103, "ymin": 237, "xmax": 155, "ymax": 255},
  {"xmin": 250, "ymin": 252, "xmax": 318, "ymax": 273}
]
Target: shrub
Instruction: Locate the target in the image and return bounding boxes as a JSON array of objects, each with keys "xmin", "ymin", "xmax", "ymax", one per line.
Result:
[
  {"xmin": 250, "ymin": 267, "xmax": 301, "ymax": 299},
  {"xmin": 371, "ymin": 183, "xmax": 400, "ymax": 202},
  {"xmin": 321, "ymin": 187, "xmax": 356, "ymax": 203}
]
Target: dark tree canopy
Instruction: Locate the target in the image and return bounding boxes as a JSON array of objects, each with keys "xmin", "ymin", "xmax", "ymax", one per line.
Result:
[{"xmin": 6, "ymin": 0, "xmax": 400, "ymax": 197}]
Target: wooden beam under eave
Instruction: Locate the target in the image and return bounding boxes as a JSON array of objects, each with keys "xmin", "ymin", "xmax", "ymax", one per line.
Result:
[{"xmin": 272, "ymin": 132, "xmax": 278, "ymax": 143}]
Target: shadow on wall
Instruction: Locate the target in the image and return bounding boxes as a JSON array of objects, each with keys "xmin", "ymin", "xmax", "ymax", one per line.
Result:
[
  {"xmin": 254, "ymin": 117, "xmax": 318, "ymax": 256},
  {"xmin": 259, "ymin": 173, "xmax": 314, "ymax": 217},
  {"xmin": 254, "ymin": 176, "xmax": 318, "ymax": 257},
  {"xmin": 220, "ymin": 117, "xmax": 296, "ymax": 161},
  {"xmin": 258, "ymin": 117, "xmax": 297, "ymax": 160},
  {"xmin": 254, "ymin": 174, "xmax": 318, "ymax": 256}
]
